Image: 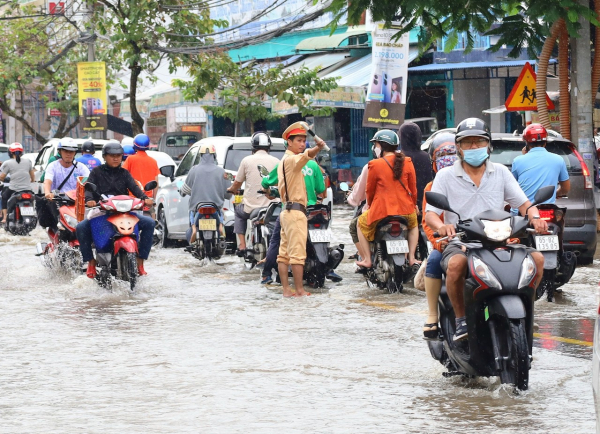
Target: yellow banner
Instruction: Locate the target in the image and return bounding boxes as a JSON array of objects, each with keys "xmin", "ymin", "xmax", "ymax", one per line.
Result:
[{"xmin": 77, "ymin": 62, "xmax": 108, "ymax": 131}]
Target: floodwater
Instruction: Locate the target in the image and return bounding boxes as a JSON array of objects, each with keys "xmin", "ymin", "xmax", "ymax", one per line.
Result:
[{"xmin": 0, "ymin": 206, "xmax": 597, "ymax": 433}]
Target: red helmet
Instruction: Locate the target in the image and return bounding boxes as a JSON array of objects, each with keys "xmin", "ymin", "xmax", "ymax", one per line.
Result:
[
  {"xmin": 9, "ymin": 142, "xmax": 23, "ymax": 153},
  {"xmin": 523, "ymin": 124, "xmax": 547, "ymax": 144}
]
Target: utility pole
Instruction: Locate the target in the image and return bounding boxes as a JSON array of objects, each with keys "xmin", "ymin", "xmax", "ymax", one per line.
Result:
[{"xmin": 86, "ymin": 1, "xmax": 98, "ymax": 139}]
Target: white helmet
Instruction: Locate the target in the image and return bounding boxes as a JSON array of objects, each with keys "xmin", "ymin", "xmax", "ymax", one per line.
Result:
[{"xmin": 57, "ymin": 137, "xmax": 78, "ymax": 152}]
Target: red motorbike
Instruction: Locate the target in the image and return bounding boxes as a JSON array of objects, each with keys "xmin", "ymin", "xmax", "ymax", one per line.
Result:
[{"xmin": 35, "ymin": 190, "xmax": 82, "ymax": 272}]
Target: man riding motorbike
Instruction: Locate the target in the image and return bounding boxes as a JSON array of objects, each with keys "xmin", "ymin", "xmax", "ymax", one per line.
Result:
[
  {"xmin": 227, "ymin": 132, "xmax": 279, "ymax": 256},
  {"xmin": 40, "ymin": 138, "xmax": 90, "ymax": 230},
  {"xmin": 123, "ymin": 134, "xmax": 160, "ymax": 219},
  {"xmin": 0, "ymin": 142, "xmax": 35, "ymax": 224},
  {"xmin": 76, "ymin": 141, "xmax": 155, "ymax": 278},
  {"xmin": 425, "ymin": 118, "xmax": 548, "ymax": 341},
  {"xmin": 179, "ymin": 143, "xmax": 232, "ymax": 244},
  {"xmin": 511, "ymin": 123, "xmax": 570, "ymax": 203},
  {"xmin": 76, "ymin": 140, "xmax": 101, "ymax": 171}
]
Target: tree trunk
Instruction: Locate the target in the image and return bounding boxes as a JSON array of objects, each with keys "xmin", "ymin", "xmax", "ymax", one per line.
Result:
[
  {"xmin": 538, "ymin": 19, "xmax": 564, "ymax": 129},
  {"xmin": 0, "ymin": 100, "xmax": 47, "ymax": 145},
  {"xmin": 592, "ymin": 0, "xmax": 600, "ymax": 106},
  {"xmin": 559, "ymin": 22, "xmax": 570, "ymax": 139},
  {"xmin": 130, "ymin": 63, "xmax": 144, "ymax": 135}
]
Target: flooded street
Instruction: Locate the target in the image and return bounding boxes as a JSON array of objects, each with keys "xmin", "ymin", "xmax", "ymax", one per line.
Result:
[{"xmin": 0, "ymin": 206, "xmax": 597, "ymax": 433}]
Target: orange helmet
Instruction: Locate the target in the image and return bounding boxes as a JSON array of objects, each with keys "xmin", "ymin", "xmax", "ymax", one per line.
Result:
[{"xmin": 523, "ymin": 123, "xmax": 547, "ymax": 144}]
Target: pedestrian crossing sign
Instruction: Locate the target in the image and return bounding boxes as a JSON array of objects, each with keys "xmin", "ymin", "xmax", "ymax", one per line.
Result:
[{"xmin": 505, "ymin": 62, "xmax": 555, "ymax": 111}]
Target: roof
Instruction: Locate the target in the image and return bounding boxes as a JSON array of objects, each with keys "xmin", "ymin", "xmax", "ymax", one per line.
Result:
[
  {"xmin": 282, "ymin": 52, "xmax": 350, "ymax": 74},
  {"xmin": 408, "ymin": 59, "xmax": 558, "ymax": 72},
  {"xmin": 295, "ymin": 28, "xmax": 369, "ymax": 51}
]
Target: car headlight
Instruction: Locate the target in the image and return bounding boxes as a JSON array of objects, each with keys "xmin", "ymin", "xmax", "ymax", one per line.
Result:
[
  {"xmin": 472, "ymin": 256, "xmax": 502, "ymax": 289},
  {"xmin": 63, "ymin": 214, "xmax": 78, "ymax": 230},
  {"xmin": 518, "ymin": 255, "xmax": 536, "ymax": 288},
  {"xmin": 481, "ymin": 218, "xmax": 512, "ymax": 242}
]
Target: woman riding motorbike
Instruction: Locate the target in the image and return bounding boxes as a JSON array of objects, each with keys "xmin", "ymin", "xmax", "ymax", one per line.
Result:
[
  {"xmin": 355, "ymin": 130, "xmax": 419, "ymax": 269},
  {"xmin": 421, "ymin": 133, "xmax": 458, "ymax": 339},
  {"xmin": 0, "ymin": 142, "xmax": 34, "ymax": 224}
]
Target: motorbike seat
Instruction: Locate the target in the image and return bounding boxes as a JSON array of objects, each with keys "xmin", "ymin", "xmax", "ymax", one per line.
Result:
[
  {"xmin": 376, "ymin": 215, "xmax": 409, "ymax": 229},
  {"xmin": 249, "ymin": 207, "xmax": 267, "ymax": 220}
]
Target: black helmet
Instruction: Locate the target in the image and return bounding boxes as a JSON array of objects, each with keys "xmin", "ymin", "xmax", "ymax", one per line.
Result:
[
  {"xmin": 82, "ymin": 140, "xmax": 94, "ymax": 154},
  {"xmin": 102, "ymin": 140, "xmax": 124, "ymax": 156},
  {"xmin": 251, "ymin": 132, "xmax": 272, "ymax": 150},
  {"xmin": 455, "ymin": 118, "xmax": 491, "ymax": 143}
]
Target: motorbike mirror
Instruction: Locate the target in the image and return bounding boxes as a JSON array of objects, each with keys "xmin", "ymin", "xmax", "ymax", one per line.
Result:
[
  {"xmin": 160, "ymin": 165, "xmax": 175, "ymax": 181},
  {"xmin": 224, "ymin": 172, "xmax": 235, "ymax": 182},
  {"xmin": 257, "ymin": 164, "xmax": 270, "ymax": 178},
  {"xmin": 144, "ymin": 180, "xmax": 158, "ymax": 191},
  {"xmin": 425, "ymin": 192, "xmax": 460, "ymax": 217},
  {"xmin": 339, "ymin": 182, "xmax": 349, "ymax": 192},
  {"xmin": 531, "ymin": 185, "xmax": 555, "ymax": 206},
  {"xmin": 84, "ymin": 182, "xmax": 97, "ymax": 193}
]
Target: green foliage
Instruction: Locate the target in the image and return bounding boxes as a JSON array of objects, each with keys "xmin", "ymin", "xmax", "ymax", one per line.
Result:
[
  {"xmin": 327, "ymin": 0, "xmax": 599, "ymax": 58},
  {"xmin": 175, "ymin": 53, "xmax": 339, "ymax": 132},
  {"xmin": 89, "ymin": 0, "xmax": 228, "ymax": 133}
]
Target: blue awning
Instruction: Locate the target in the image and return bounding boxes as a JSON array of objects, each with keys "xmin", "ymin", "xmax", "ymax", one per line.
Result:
[{"xmin": 408, "ymin": 59, "xmax": 557, "ymax": 72}]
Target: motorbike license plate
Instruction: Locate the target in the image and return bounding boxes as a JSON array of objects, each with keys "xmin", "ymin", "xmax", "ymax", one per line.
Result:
[
  {"xmin": 309, "ymin": 228, "xmax": 332, "ymax": 243},
  {"xmin": 233, "ymin": 195, "xmax": 243, "ymax": 204},
  {"xmin": 386, "ymin": 239, "xmax": 409, "ymax": 254},
  {"xmin": 20, "ymin": 206, "xmax": 35, "ymax": 216},
  {"xmin": 426, "ymin": 241, "xmax": 433, "ymax": 254},
  {"xmin": 199, "ymin": 219, "xmax": 217, "ymax": 231},
  {"xmin": 535, "ymin": 235, "xmax": 559, "ymax": 251}
]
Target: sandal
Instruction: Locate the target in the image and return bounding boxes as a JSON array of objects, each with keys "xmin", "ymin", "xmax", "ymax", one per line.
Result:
[{"xmin": 423, "ymin": 323, "xmax": 439, "ymax": 340}]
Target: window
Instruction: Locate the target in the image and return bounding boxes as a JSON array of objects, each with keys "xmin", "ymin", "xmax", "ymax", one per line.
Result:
[
  {"xmin": 175, "ymin": 146, "xmax": 199, "ymax": 177},
  {"xmin": 223, "ymin": 149, "xmax": 285, "ymax": 171},
  {"xmin": 490, "ymin": 141, "xmax": 581, "ymax": 173},
  {"xmin": 0, "ymin": 147, "xmax": 9, "ymax": 164},
  {"xmin": 165, "ymin": 134, "xmax": 198, "ymax": 147}
]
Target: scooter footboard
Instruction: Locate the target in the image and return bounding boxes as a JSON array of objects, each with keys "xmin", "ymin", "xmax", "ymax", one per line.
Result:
[{"xmin": 487, "ymin": 295, "xmax": 526, "ymax": 319}]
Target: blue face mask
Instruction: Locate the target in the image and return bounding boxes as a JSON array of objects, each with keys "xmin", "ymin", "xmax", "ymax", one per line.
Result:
[{"xmin": 462, "ymin": 147, "xmax": 488, "ymax": 167}]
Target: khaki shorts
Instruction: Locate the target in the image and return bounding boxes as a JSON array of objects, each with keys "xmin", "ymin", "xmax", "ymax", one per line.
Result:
[
  {"xmin": 277, "ymin": 209, "xmax": 308, "ymax": 265},
  {"xmin": 358, "ymin": 210, "xmax": 418, "ymax": 242}
]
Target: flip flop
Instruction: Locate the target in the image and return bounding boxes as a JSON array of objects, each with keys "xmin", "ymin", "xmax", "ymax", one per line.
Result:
[{"xmin": 423, "ymin": 323, "xmax": 439, "ymax": 340}]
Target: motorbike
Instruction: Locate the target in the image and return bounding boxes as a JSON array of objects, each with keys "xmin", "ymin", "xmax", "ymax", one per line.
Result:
[
  {"xmin": 1, "ymin": 179, "xmax": 37, "ymax": 236},
  {"xmin": 241, "ymin": 191, "xmax": 281, "ymax": 269},
  {"xmin": 35, "ymin": 190, "xmax": 82, "ymax": 272},
  {"xmin": 523, "ymin": 203, "xmax": 576, "ymax": 302},
  {"xmin": 86, "ymin": 181, "xmax": 157, "ymax": 290},
  {"xmin": 185, "ymin": 202, "xmax": 227, "ymax": 261},
  {"xmin": 425, "ymin": 185, "xmax": 554, "ymax": 392}
]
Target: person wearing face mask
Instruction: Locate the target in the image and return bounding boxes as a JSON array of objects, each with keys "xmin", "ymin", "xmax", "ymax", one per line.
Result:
[
  {"xmin": 355, "ymin": 130, "xmax": 419, "ymax": 269},
  {"xmin": 424, "ymin": 118, "xmax": 548, "ymax": 342}
]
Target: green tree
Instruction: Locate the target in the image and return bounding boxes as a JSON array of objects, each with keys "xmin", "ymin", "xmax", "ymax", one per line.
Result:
[
  {"xmin": 90, "ymin": 0, "xmax": 227, "ymax": 135},
  {"xmin": 0, "ymin": 5, "xmax": 96, "ymax": 144},
  {"xmin": 175, "ymin": 54, "xmax": 339, "ymax": 135}
]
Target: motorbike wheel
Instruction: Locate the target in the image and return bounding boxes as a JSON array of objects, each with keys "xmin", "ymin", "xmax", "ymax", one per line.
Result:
[
  {"xmin": 117, "ymin": 250, "xmax": 138, "ymax": 291},
  {"xmin": 157, "ymin": 208, "xmax": 174, "ymax": 249},
  {"xmin": 57, "ymin": 244, "xmax": 82, "ymax": 272},
  {"xmin": 98, "ymin": 267, "xmax": 112, "ymax": 290},
  {"xmin": 536, "ymin": 269, "xmax": 556, "ymax": 302},
  {"xmin": 500, "ymin": 319, "xmax": 529, "ymax": 392}
]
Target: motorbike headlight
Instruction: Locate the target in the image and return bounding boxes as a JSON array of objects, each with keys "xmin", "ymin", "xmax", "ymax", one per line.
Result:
[
  {"xmin": 112, "ymin": 199, "xmax": 134, "ymax": 212},
  {"xmin": 63, "ymin": 214, "xmax": 78, "ymax": 229},
  {"xmin": 472, "ymin": 256, "xmax": 502, "ymax": 289},
  {"xmin": 481, "ymin": 218, "xmax": 512, "ymax": 242},
  {"xmin": 518, "ymin": 255, "xmax": 536, "ymax": 288}
]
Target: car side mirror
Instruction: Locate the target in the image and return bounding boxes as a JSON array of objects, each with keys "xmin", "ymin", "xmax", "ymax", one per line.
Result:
[
  {"xmin": 144, "ymin": 180, "xmax": 158, "ymax": 191},
  {"xmin": 425, "ymin": 191, "xmax": 460, "ymax": 217},
  {"xmin": 160, "ymin": 165, "xmax": 175, "ymax": 181}
]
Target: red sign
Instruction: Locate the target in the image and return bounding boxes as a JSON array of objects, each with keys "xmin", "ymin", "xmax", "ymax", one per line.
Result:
[
  {"xmin": 181, "ymin": 125, "xmax": 202, "ymax": 133},
  {"xmin": 49, "ymin": 1, "xmax": 65, "ymax": 15},
  {"xmin": 49, "ymin": 109, "xmax": 61, "ymax": 117}
]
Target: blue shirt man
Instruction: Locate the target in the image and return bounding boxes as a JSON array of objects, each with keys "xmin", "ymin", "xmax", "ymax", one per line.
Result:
[
  {"xmin": 76, "ymin": 141, "xmax": 101, "ymax": 171},
  {"xmin": 511, "ymin": 146, "xmax": 570, "ymax": 204}
]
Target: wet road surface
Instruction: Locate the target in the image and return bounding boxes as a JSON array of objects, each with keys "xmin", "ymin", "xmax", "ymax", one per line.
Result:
[{"xmin": 0, "ymin": 206, "xmax": 597, "ymax": 433}]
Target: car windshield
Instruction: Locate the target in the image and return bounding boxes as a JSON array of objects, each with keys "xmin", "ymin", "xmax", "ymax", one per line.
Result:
[
  {"xmin": 165, "ymin": 135, "xmax": 197, "ymax": 147},
  {"xmin": 0, "ymin": 148, "xmax": 9, "ymax": 163},
  {"xmin": 490, "ymin": 140, "xmax": 582, "ymax": 174},
  {"xmin": 224, "ymin": 149, "xmax": 285, "ymax": 171}
]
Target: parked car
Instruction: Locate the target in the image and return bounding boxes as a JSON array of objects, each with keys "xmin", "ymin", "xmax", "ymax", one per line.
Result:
[
  {"xmin": 405, "ymin": 117, "xmax": 439, "ymax": 142},
  {"xmin": 423, "ymin": 129, "xmax": 597, "ymax": 264},
  {"xmin": 0, "ymin": 143, "xmax": 9, "ymax": 163},
  {"xmin": 158, "ymin": 132, "xmax": 202, "ymax": 161}
]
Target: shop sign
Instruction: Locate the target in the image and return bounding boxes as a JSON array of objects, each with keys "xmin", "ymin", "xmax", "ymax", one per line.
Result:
[
  {"xmin": 362, "ymin": 22, "xmax": 410, "ymax": 128},
  {"xmin": 48, "ymin": 108, "xmax": 61, "ymax": 117},
  {"xmin": 311, "ymin": 87, "xmax": 365, "ymax": 109},
  {"xmin": 150, "ymin": 89, "xmax": 218, "ymax": 112},
  {"xmin": 120, "ymin": 99, "xmax": 149, "ymax": 118},
  {"xmin": 505, "ymin": 62, "xmax": 555, "ymax": 111},
  {"xmin": 272, "ymin": 100, "xmax": 299, "ymax": 115},
  {"xmin": 182, "ymin": 125, "xmax": 202, "ymax": 133},
  {"xmin": 77, "ymin": 61, "xmax": 107, "ymax": 131}
]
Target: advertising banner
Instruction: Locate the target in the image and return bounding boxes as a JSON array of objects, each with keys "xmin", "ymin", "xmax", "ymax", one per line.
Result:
[
  {"xmin": 363, "ymin": 22, "xmax": 410, "ymax": 129},
  {"xmin": 77, "ymin": 62, "xmax": 107, "ymax": 131}
]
